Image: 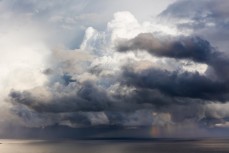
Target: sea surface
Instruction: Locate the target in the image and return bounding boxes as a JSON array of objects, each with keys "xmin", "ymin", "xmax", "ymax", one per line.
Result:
[{"xmin": 0, "ymin": 139, "xmax": 229, "ymax": 153}]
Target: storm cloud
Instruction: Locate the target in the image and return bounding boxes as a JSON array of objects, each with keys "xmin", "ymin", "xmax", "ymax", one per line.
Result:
[
  {"xmin": 3, "ymin": 0, "xmax": 229, "ymax": 137},
  {"xmin": 117, "ymin": 33, "xmax": 215, "ymax": 63},
  {"xmin": 121, "ymin": 67, "xmax": 229, "ymax": 101}
]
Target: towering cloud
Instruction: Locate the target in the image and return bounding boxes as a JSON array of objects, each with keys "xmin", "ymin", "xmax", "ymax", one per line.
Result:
[{"xmin": 0, "ymin": 0, "xmax": 229, "ymax": 138}]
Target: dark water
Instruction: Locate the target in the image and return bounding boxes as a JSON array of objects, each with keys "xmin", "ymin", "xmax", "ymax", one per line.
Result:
[{"xmin": 1, "ymin": 139, "xmax": 229, "ymax": 153}]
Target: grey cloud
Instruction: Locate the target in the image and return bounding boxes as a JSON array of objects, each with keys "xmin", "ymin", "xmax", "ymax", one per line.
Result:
[
  {"xmin": 59, "ymin": 112, "xmax": 95, "ymax": 127},
  {"xmin": 117, "ymin": 33, "xmax": 215, "ymax": 63},
  {"xmin": 9, "ymin": 78, "xmax": 147, "ymax": 114},
  {"xmin": 9, "ymin": 72, "xmax": 225, "ymax": 129},
  {"xmin": 160, "ymin": 0, "xmax": 229, "ymax": 24},
  {"xmin": 105, "ymin": 110, "xmax": 153, "ymax": 126},
  {"xmin": 159, "ymin": 0, "xmax": 229, "ymax": 53},
  {"xmin": 121, "ymin": 67, "xmax": 229, "ymax": 102},
  {"xmin": 116, "ymin": 33, "xmax": 229, "ymax": 80},
  {"xmin": 114, "ymin": 28, "xmax": 229, "ymax": 127},
  {"xmin": 168, "ymin": 104, "xmax": 205, "ymax": 123},
  {"xmin": 113, "ymin": 29, "xmax": 229, "ymax": 126},
  {"xmin": 10, "ymin": 81, "xmax": 111, "ymax": 113}
]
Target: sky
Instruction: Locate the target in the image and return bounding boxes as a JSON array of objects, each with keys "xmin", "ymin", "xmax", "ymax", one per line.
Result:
[{"xmin": 1, "ymin": 0, "xmax": 229, "ymax": 138}]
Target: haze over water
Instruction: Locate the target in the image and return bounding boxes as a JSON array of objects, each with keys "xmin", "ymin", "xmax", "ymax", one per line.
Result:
[{"xmin": 1, "ymin": 139, "xmax": 229, "ymax": 153}]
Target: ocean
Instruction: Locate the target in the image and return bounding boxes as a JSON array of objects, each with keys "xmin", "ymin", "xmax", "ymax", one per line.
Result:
[{"xmin": 0, "ymin": 139, "xmax": 229, "ymax": 153}]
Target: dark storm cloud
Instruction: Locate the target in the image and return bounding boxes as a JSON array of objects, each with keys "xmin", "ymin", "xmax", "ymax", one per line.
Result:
[
  {"xmin": 116, "ymin": 33, "xmax": 229, "ymax": 80},
  {"xmin": 115, "ymin": 31, "xmax": 229, "ymax": 116},
  {"xmin": 117, "ymin": 33, "xmax": 215, "ymax": 63},
  {"xmin": 157, "ymin": 0, "xmax": 229, "ymax": 80},
  {"xmin": 121, "ymin": 67, "xmax": 229, "ymax": 102},
  {"xmin": 10, "ymin": 81, "xmax": 111, "ymax": 113},
  {"xmin": 112, "ymin": 25, "xmax": 229, "ymax": 127},
  {"xmin": 11, "ymin": 65, "xmax": 229, "ymax": 115},
  {"xmin": 9, "ymin": 79, "xmax": 149, "ymax": 115}
]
